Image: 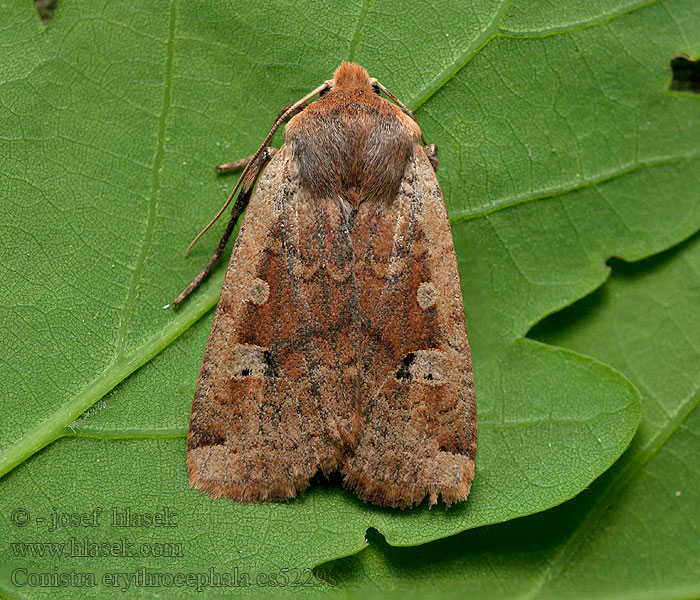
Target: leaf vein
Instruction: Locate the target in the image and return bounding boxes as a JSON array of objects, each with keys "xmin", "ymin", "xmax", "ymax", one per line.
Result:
[
  {"xmin": 451, "ymin": 152, "xmax": 700, "ymax": 222},
  {"xmin": 116, "ymin": 0, "xmax": 178, "ymax": 359},
  {"xmin": 524, "ymin": 386, "xmax": 700, "ymax": 599},
  {"xmin": 498, "ymin": 0, "xmax": 661, "ymax": 38},
  {"xmin": 347, "ymin": 0, "xmax": 370, "ymax": 62}
]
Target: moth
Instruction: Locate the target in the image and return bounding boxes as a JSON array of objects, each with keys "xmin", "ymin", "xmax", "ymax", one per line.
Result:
[{"xmin": 173, "ymin": 62, "xmax": 476, "ymax": 509}]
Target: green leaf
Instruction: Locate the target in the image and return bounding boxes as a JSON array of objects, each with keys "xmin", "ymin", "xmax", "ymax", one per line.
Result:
[
  {"xmin": 322, "ymin": 225, "xmax": 700, "ymax": 600},
  {"xmin": 1, "ymin": 0, "xmax": 698, "ymax": 595}
]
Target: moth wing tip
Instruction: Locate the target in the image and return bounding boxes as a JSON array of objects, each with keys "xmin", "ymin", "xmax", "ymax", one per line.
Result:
[{"xmin": 342, "ymin": 466, "xmax": 473, "ymax": 510}]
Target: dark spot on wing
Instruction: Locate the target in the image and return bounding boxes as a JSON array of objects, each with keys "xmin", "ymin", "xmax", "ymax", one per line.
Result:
[{"xmin": 395, "ymin": 353, "xmax": 416, "ymax": 380}]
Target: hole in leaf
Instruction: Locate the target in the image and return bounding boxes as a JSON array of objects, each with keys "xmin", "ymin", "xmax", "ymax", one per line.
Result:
[
  {"xmin": 671, "ymin": 55, "xmax": 700, "ymax": 94},
  {"xmin": 34, "ymin": 0, "xmax": 58, "ymax": 25}
]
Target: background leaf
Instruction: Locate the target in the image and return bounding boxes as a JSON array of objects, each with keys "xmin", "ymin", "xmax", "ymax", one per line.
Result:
[
  {"xmin": 1, "ymin": 0, "xmax": 698, "ymax": 596},
  {"xmin": 322, "ymin": 227, "xmax": 700, "ymax": 600}
]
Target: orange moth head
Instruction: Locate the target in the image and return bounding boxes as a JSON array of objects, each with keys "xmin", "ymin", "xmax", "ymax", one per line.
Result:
[{"xmin": 331, "ymin": 62, "xmax": 372, "ymax": 90}]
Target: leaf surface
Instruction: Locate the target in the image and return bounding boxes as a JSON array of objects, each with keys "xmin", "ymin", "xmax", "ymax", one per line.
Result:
[
  {"xmin": 1, "ymin": 0, "xmax": 698, "ymax": 595},
  {"xmin": 323, "ymin": 225, "xmax": 700, "ymax": 600}
]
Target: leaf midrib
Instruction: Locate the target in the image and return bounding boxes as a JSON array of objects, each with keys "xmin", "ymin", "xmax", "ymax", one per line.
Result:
[{"xmin": 63, "ymin": 407, "xmax": 634, "ymax": 440}]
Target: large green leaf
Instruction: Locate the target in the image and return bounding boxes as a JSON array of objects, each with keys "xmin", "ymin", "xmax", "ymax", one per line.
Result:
[
  {"xmin": 1, "ymin": 0, "xmax": 698, "ymax": 596},
  {"xmin": 323, "ymin": 226, "xmax": 700, "ymax": 600}
]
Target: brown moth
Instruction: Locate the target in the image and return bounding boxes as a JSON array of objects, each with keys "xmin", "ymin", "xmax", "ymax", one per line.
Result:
[{"xmin": 173, "ymin": 62, "xmax": 476, "ymax": 509}]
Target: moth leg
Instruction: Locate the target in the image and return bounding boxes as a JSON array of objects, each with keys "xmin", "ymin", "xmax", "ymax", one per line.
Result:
[
  {"xmin": 216, "ymin": 102, "xmax": 306, "ymax": 173},
  {"xmin": 216, "ymin": 155, "xmax": 253, "ymax": 174},
  {"xmin": 423, "ymin": 144, "xmax": 439, "ymax": 170},
  {"xmin": 172, "ymin": 146, "xmax": 277, "ymax": 307}
]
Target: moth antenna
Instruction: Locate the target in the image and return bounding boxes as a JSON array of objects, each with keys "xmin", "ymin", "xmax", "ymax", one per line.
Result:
[
  {"xmin": 184, "ymin": 80, "xmax": 331, "ymax": 256},
  {"xmin": 370, "ymin": 78, "xmax": 427, "ymax": 146}
]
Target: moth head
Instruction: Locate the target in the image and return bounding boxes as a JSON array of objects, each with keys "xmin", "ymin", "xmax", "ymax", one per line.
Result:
[{"xmin": 331, "ymin": 61, "xmax": 372, "ymax": 91}]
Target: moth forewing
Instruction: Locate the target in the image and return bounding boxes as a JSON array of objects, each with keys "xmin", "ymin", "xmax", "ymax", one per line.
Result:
[{"xmin": 180, "ymin": 62, "xmax": 476, "ymax": 509}]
